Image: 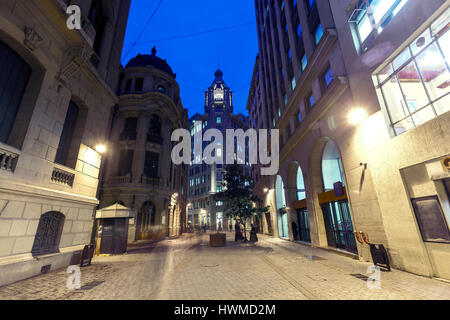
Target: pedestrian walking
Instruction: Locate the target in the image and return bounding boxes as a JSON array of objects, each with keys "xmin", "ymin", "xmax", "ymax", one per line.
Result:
[
  {"xmin": 250, "ymin": 223, "xmax": 258, "ymax": 243},
  {"xmin": 234, "ymin": 221, "xmax": 242, "ymax": 242},
  {"xmin": 229, "ymin": 222, "xmax": 232, "ymax": 232},
  {"xmin": 292, "ymin": 221, "xmax": 298, "ymax": 241}
]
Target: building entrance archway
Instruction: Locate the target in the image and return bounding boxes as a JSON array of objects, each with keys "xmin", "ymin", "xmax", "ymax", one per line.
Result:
[{"xmin": 319, "ymin": 140, "xmax": 357, "ymax": 253}]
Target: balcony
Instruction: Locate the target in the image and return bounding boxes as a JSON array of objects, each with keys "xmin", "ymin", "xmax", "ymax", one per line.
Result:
[
  {"xmin": 141, "ymin": 176, "xmax": 161, "ymax": 186},
  {"xmin": 51, "ymin": 167, "xmax": 75, "ymax": 187},
  {"xmin": 0, "ymin": 144, "xmax": 20, "ymax": 172},
  {"xmin": 111, "ymin": 175, "xmax": 132, "ymax": 184},
  {"xmin": 147, "ymin": 134, "xmax": 163, "ymax": 145}
]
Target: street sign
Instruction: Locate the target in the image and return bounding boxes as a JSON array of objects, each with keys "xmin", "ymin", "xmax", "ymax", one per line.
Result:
[{"xmin": 442, "ymin": 157, "xmax": 450, "ymax": 172}]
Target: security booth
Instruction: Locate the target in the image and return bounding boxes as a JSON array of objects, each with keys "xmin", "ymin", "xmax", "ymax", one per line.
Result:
[{"xmin": 95, "ymin": 203, "xmax": 133, "ymax": 255}]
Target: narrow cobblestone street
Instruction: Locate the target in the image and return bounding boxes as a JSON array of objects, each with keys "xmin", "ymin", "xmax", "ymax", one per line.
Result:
[{"xmin": 0, "ymin": 233, "xmax": 448, "ymax": 300}]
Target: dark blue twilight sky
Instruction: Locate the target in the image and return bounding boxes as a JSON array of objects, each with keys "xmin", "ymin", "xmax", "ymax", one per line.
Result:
[{"xmin": 120, "ymin": 0, "xmax": 258, "ymax": 118}]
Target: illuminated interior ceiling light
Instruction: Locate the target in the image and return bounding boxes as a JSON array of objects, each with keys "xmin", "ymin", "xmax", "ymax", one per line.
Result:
[
  {"xmin": 348, "ymin": 108, "xmax": 369, "ymax": 125},
  {"xmin": 95, "ymin": 144, "xmax": 107, "ymax": 154}
]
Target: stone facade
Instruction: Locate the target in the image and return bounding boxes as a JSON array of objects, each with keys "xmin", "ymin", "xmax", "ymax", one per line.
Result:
[
  {"xmin": 250, "ymin": 0, "xmax": 450, "ymax": 280},
  {"xmin": 100, "ymin": 48, "xmax": 189, "ymax": 242},
  {"xmin": 0, "ymin": 0, "xmax": 130, "ymax": 286}
]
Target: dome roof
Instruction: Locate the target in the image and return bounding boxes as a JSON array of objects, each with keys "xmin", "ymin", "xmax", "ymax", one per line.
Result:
[{"xmin": 125, "ymin": 47, "xmax": 176, "ymax": 78}]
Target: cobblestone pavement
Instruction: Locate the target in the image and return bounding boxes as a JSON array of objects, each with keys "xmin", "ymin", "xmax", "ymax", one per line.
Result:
[{"xmin": 0, "ymin": 232, "xmax": 449, "ymax": 300}]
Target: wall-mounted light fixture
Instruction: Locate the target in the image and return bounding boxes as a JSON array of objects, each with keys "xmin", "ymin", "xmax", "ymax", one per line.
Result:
[
  {"xmin": 348, "ymin": 108, "xmax": 368, "ymax": 125},
  {"xmin": 95, "ymin": 144, "xmax": 107, "ymax": 154}
]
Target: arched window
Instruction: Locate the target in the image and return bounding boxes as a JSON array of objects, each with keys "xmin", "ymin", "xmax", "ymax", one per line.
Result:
[
  {"xmin": 275, "ymin": 175, "xmax": 289, "ymax": 239},
  {"xmin": 88, "ymin": 0, "xmax": 105, "ymax": 54},
  {"xmin": 0, "ymin": 40, "xmax": 32, "ymax": 144},
  {"xmin": 148, "ymin": 115, "xmax": 162, "ymax": 137},
  {"xmin": 31, "ymin": 212, "xmax": 65, "ymax": 256},
  {"xmin": 321, "ymin": 140, "xmax": 345, "ymax": 192},
  {"xmin": 296, "ymin": 166, "xmax": 306, "ymax": 200},
  {"xmin": 275, "ymin": 175, "xmax": 286, "ymax": 210}
]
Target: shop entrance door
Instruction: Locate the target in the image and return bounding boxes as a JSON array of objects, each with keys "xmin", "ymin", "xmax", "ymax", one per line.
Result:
[
  {"xmin": 278, "ymin": 210, "xmax": 289, "ymax": 239},
  {"xmin": 321, "ymin": 200, "xmax": 357, "ymax": 254},
  {"xmin": 296, "ymin": 208, "xmax": 311, "ymax": 243}
]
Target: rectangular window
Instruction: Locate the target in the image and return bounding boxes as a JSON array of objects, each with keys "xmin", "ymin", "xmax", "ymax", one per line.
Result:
[
  {"xmin": 125, "ymin": 79, "xmax": 132, "ymax": 93},
  {"xmin": 301, "ymin": 54, "xmax": 308, "ymax": 71},
  {"xmin": 307, "ymin": 92, "xmax": 315, "ymax": 108},
  {"xmin": 350, "ymin": 0, "xmax": 409, "ymax": 49},
  {"xmin": 374, "ymin": 8, "xmax": 450, "ymax": 136},
  {"xmin": 135, "ymin": 78, "xmax": 144, "ymax": 92},
  {"xmin": 216, "ymin": 116, "xmax": 222, "ymax": 124},
  {"xmin": 322, "ymin": 66, "xmax": 333, "ymax": 88},
  {"xmin": 291, "ymin": 76, "xmax": 296, "ymax": 91},
  {"xmin": 315, "ymin": 24, "xmax": 324, "ymax": 45},
  {"xmin": 118, "ymin": 150, "xmax": 134, "ymax": 176},
  {"xmin": 144, "ymin": 151, "xmax": 159, "ymax": 178},
  {"xmin": 297, "ymin": 23, "xmax": 302, "ymax": 38},
  {"xmin": 305, "ymin": 0, "xmax": 315, "ymax": 14},
  {"xmin": 412, "ymin": 196, "xmax": 450, "ymax": 243},
  {"xmin": 0, "ymin": 40, "xmax": 32, "ymax": 145},
  {"xmin": 55, "ymin": 101, "xmax": 80, "ymax": 167}
]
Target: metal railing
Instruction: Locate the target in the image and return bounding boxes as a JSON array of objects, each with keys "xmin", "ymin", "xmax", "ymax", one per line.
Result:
[
  {"xmin": 0, "ymin": 147, "xmax": 19, "ymax": 172},
  {"xmin": 51, "ymin": 167, "xmax": 75, "ymax": 187}
]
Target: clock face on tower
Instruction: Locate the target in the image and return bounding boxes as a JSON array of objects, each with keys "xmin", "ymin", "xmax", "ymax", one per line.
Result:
[{"xmin": 214, "ymin": 88, "xmax": 224, "ymax": 101}]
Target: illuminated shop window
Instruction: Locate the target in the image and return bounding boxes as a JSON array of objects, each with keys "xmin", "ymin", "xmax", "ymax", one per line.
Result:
[
  {"xmin": 349, "ymin": 0, "xmax": 409, "ymax": 49},
  {"xmin": 374, "ymin": 8, "xmax": 450, "ymax": 136}
]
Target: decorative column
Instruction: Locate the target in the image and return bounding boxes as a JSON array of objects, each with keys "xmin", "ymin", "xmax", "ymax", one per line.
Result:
[{"xmin": 132, "ymin": 112, "xmax": 149, "ymax": 183}]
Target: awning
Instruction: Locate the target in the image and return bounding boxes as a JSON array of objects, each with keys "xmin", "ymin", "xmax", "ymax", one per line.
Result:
[{"xmin": 96, "ymin": 203, "xmax": 133, "ymax": 219}]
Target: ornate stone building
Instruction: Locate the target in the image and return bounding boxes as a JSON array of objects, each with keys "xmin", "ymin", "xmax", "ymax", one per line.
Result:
[
  {"xmin": 0, "ymin": 0, "xmax": 130, "ymax": 286},
  {"xmin": 100, "ymin": 48, "xmax": 189, "ymax": 243},
  {"xmin": 187, "ymin": 70, "xmax": 251, "ymax": 231}
]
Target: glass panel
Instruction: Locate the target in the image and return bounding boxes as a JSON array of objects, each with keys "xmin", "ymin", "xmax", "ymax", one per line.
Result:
[
  {"xmin": 392, "ymin": 47, "xmax": 411, "ymax": 70},
  {"xmin": 397, "ymin": 61, "xmax": 430, "ymax": 109},
  {"xmin": 412, "ymin": 197, "xmax": 450, "ymax": 242},
  {"xmin": 301, "ymin": 54, "xmax": 307, "ymax": 71},
  {"xmin": 411, "ymin": 105, "xmax": 436, "ymax": 126},
  {"xmin": 431, "ymin": 7, "xmax": 450, "ymax": 37},
  {"xmin": 378, "ymin": 63, "xmax": 394, "ymax": 84},
  {"xmin": 381, "ymin": 78, "xmax": 408, "ymax": 123},
  {"xmin": 371, "ymin": 0, "xmax": 397, "ymax": 24},
  {"xmin": 410, "ymin": 28, "xmax": 433, "ymax": 56},
  {"xmin": 415, "ymin": 42, "xmax": 450, "ymax": 101},
  {"xmin": 357, "ymin": 13, "xmax": 372, "ymax": 42},
  {"xmin": 393, "ymin": 118, "xmax": 415, "ymax": 135},
  {"xmin": 438, "ymin": 30, "xmax": 450, "ymax": 65},
  {"xmin": 432, "ymin": 93, "xmax": 450, "ymax": 116},
  {"xmin": 315, "ymin": 24, "xmax": 324, "ymax": 45}
]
